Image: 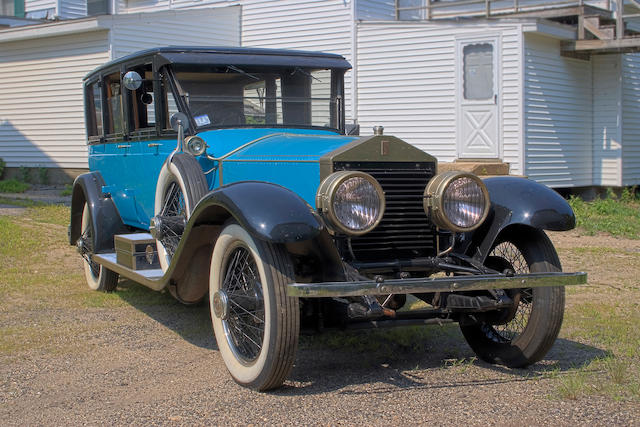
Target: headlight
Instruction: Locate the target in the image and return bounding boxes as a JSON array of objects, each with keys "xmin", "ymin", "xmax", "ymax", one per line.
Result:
[
  {"xmin": 316, "ymin": 171, "xmax": 385, "ymax": 236},
  {"xmin": 185, "ymin": 136, "xmax": 206, "ymax": 156},
  {"xmin": 423, "ymin": 171, "xmax": 490, "ymax": 232}
]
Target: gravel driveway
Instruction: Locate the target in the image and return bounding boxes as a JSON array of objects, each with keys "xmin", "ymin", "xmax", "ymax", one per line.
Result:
[{"xmin": 1, "ymin": 208, "xmax": 639, "ymax": 425}]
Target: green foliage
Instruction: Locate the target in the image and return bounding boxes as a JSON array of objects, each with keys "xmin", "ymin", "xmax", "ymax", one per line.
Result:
[
  {"xmin": 0, "ymin": 158, "xmax": 5, "ymax": 179},
  {"xmin": 60, "ymin": 184, "xmax": 73, "ymax": 197},
  {"xmin": 569, "ymin": 188, "xmax": 640, "ymax": 239},
  {"xmin": 38, "ymin": 166, "xmax": 49, "ymax": 185},
  {"xmin": 19, "ymin": 166, "xmax": 31, "ymax": 183},
  {"xmin": 0, "ymin": 179, "xmax": 31, "ymax": 193}
]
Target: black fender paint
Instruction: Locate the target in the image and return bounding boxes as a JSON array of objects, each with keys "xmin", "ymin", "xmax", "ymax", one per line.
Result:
[
  {"xmin": 456, "ymin": 176, "xmax": 575, "ymax": 262},
  {"xmin": 69, "ymin": 172, "xmax": 127, "ymax": 253},
  {"xmin": 166, "ymin": 181, "xmax": 328, "ymax": 303},
  {"xmin": 189, "ymin": 181, "xmax": 324, "ymax": 243}
]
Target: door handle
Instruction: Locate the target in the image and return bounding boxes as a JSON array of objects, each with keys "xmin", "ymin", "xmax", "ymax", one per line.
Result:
[
  {"xmin": 494, "ymin": 94, "xmax": 498, "ymax": 104},
  {"xmin": 148, "ymin": 143, "xmax": 160, "ymax": 148},
  {"xmin": 117, "ymin": 144, "xmax": 131, "ymax": 149}
]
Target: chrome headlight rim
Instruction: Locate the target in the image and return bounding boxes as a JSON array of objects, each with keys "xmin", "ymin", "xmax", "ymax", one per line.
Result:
[
  {"xmin": 316, "ymin": 170, "xmax": 386, "ymax": 236},
  {"xmin": 185, "ymin": 135, "xmax": 207, "ymax": 156},
  {"xmin": 423, "ymin": 171, "xmax": 490, "ymax": 233}
]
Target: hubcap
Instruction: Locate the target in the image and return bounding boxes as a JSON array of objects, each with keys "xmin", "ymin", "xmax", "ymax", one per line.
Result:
[{"xmin": 213, "ymin": 290, "xmax": 229, "ymax": 320}]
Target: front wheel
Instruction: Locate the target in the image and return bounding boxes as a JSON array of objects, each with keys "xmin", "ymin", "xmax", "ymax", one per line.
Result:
[
  {"xmin": 460, "ymin": 228, "xmax": 565, "ymax": 368},
  {"xmin": 209, "ymin": 223, "xmax": 299, "ymax": 391}
]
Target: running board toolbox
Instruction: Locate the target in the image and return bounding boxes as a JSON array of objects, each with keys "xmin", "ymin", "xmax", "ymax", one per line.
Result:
[{"xmin": 114, "ymin": 233, "xmax": 160, "ymax": 270}]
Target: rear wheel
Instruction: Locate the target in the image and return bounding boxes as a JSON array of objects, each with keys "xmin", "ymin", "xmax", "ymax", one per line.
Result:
[
  {"xmin": 460, "ymin": 228, "xmax": 565, "ymax": 368},
  {"xmin": 153, "ymin": 153, "xmax": 208, "ymax": 271},
  {"xmin": 209, "ymin": 223, "xmax": 299, "ymax": 391},
  {"xmin": 79, "ymin": 203, "xmax": 118, "ymax": 292}
]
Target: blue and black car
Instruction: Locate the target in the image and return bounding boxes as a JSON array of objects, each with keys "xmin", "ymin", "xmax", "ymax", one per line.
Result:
[{"xmin": 70, "ymin": 46, "xmax": 586, "ymax": 391}]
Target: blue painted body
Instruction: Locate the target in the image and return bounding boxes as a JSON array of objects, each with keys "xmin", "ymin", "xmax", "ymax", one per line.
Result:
[{"xmin": 89, "ymin": 128, "xmax": 358, "ymax": 229}]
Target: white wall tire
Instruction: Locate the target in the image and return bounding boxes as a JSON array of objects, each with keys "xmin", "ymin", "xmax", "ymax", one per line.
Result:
[
  {"xmin": 154, "ymin": 153, "xmax": 208, "ymax": 272},
  {"xmin": 80, "ymin": 203, "xmax": 118, "ymax": 292},
  {"xmin": 209, "ymin": 223, "xmax": 299, "ymax": 391}
]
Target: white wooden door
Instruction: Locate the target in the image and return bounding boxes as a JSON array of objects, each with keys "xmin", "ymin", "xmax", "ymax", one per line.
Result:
[{"xmin": 457, "ymin": 38, "xmax": 500, "ymax": 159}]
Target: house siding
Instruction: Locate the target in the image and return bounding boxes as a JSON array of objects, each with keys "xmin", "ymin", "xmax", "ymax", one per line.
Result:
[
  {"xmin": 0, "ymin": 30, "xmax": 110, "ymax": 169},
  {"xmin": 524, "ymin": 33, "xmax": 592, "ymax": 187},
  {"xmin": 622, "ymin": 53, "xmax": 640, "ymax": 185},
  {"xmin": 592, "ymin": 54, "xmax": 622, "ymax": 186},
  {"xmin": 356, "ymin": 21, "xmax": 523, "ymax": 175},
  {"xmin": 241, "ymin": 0, "xmax": 354, "ymax": 118},
  {"xmin": 355, "ymin": 0, "xmax": 395, "ymax": 20},
  {"xmin": 24, "ymin": 0, "xmax": 55, "ymax": 14},
  {"xmin": 110, "ymin": 7, "xmax": 240, "ymax": 59},
  {"xmin": 59, "ymin": 0, "xmax": 88, "ymax": 19}
]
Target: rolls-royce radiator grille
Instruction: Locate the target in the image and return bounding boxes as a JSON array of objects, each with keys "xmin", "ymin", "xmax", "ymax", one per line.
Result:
[{"xmin": 333, "ymin": 161, "xmax": 437, "ymax": 262}]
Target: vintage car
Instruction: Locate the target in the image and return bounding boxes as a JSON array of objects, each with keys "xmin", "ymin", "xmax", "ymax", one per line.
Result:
[{"xmin": 70, "ymin": 46, "xmax": 586, "ymax": 391}]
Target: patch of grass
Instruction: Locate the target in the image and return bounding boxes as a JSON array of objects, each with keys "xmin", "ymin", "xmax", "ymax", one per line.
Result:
[
  {"xmin": 0, "ymin": 179, "xmax": 31, "ymax": 193},
  {"xmin": 27, "ymin": 204, "xmax": 70, "ymax": 226},
  {"xmin": 60, "ymin": 184, "xmax": 72, "ymax": 197},
  {"xmin": 557, "ymin": 369, "xmax": 589, "ymax": 400},
  {"xmin": 569, "ymin": 190, "xmax": 640, "ymax": 239},
  {"xmin": 0, "ymin": 196, "xmax": 44, "ymax": 207}
]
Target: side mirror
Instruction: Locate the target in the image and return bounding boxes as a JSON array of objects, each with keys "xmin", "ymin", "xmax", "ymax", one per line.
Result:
[
  {"xmin": 170, "ymin": 112, "xmax": 190, "ymax": 132},
  {"xmin": 123, "ymin": 71, "xmax": 143, "ymax": 90}
]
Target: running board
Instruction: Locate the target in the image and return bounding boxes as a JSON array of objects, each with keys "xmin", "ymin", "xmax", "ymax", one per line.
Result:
[{"xmin": 93, "ymin": 253, "xmax": 166, "ymax": 291}]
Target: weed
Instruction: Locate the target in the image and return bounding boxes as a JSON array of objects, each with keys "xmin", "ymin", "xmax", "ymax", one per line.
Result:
[
  {"xmin": 60, "ymin": 184, "xmax": 72, "ymax": 196},
  {"xmin": 604, "ymin": 357, "xmax": 628, "ymax": 384},
  {"xmin": 557, "ymin": 370, "xmax": 589, "ymax": 400},
  {"xmin": 0, "ymin": 179, "xmax": 31, "ymax": 193},
  {"xmin": 19, "ymin": 166, "xmax": 30, "ymax": 183},
  {"xmin": 0, "ymin": 157, "xmax": 5, "ymax": 179},
  {"xmin": 38, "ymin": 167, "xmax": 49, "ymax": 185}
]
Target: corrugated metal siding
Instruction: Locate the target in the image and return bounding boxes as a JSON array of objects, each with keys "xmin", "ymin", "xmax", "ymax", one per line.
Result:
[
  {"xmin": 622, "ymin": 53, "xmax": 640, "ymax": 185},
  {"xmin": 524, "ymin": 33, "xmax": 592, "ymax": 187},
  {"xmin": 110, "ymin": 7, "xmax": 241, "ymax": 59},
  {"xmin": 592, "ymin": 54, "xmax": 621, "ymax": 186},
  {"xmin": 355, "ymin": 0, "xmax": 395, "ymax": 20},
  {"xmin": 59, "ymin": 0, "xmax": 87, "ymax": 18},
  {"xmin": 241, "ymin": 0, "xmax": 353, "ymax": 119},
  {"xmin": 0, "ymin": 31, "xmax": 110, "ymax": 169},
  {"xmin": 356, "ymin": 22, "xmax": 523, "ymax": 175}
]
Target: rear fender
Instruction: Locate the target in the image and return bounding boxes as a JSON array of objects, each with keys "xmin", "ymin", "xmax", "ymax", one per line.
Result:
[
  {"xmin": 456, "ymin": 176, "xmax": 575, "ymax": 262},
  {"xmin": 69, "ymin": 172, "xmax": 127, "ymax": 253}
]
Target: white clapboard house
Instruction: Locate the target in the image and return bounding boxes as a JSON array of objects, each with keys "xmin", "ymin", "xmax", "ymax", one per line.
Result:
[{"xmin": 1, "ymin": 0, "xmax": 639, "ymax": 188}]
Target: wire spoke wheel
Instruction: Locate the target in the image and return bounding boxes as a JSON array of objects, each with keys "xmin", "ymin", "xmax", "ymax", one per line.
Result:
[
  {"xmin": 79, "ymin": 203, "xmax": 118, "ymax": 292},
  {"xmin": 459, "ymin": 227, "xmax": 565, "ymax": 368},
  {"xmin": 154, "ymin": 153, "xmax": 208, "ymax": 272},
  {"xmin": 210, "ymin": 223, "xmax": 299, "ymax": 391},
  {"xmin": 221, "ymin": 245, "xmax": 265, "ymax": 363}
]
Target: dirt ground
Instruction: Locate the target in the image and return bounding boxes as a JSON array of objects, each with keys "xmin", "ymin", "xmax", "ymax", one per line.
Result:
[{"xmin": 1, "ymin": 213, "xmax": 639, "ymax": 425}]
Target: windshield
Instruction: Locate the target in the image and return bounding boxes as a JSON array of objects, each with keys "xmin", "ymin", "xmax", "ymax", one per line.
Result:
[{"xmin": 171, "ymin": 65, "xmax": 344, "ymax": 130}]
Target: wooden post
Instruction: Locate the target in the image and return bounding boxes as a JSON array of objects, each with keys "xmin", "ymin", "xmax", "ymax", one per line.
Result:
[
  {"xmin": 616, "ymin": 0, "xmax": 623, "ymax": 39},
  {"xmin": 427, "ymin": 0, "xmax": 432, "ymax": 19},
  {"xmin": 486, "ymin": 0, "xmax": 490, "ymax": 17},
  {"xmin": 514, "ymin": 0, "xmax": 519, "ymax": 13},
  {"xmin": 395, "ymin": 0, "xmax": 400, "ymax": 20}
]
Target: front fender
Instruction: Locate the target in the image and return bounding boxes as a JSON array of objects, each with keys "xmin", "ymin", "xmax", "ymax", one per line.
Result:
[
  {"xmin": 190, "ymin": 181, "xmax": 324, "ymax": 243},
  {"xmin": 458, "ymin": 176, "xmax": 575, "ymax": 262},
  {"xmin": 69, "ymin": 172, "xmax": 127, "ymax": 253}
]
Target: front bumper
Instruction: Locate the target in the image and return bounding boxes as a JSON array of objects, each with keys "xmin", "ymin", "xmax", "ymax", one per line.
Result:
[{"xmin": 287, "ymin": 271, "xmax": 587, "ymax": 297}]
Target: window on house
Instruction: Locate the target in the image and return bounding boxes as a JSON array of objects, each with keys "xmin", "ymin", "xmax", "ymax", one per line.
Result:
[
  {"xmin": 105, "ymin": 72, "xmax": 124, "ymax": 136},
  {"xmin": 463, "ymin": 43, "xmax": 494, "ymax": 101},
  {"xmin": 87, "ymin": 0, "xmax": 109, "ymax": 15},
  {"xmin": 0, "ymin": 0, "xmax": 15, "ymax": 15},
  {"xmin": 86, "ymin": 81, "xmax": 103, "ymax": 140}
]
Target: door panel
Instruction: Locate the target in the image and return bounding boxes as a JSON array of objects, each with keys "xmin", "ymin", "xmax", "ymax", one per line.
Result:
[{"xmin": 457, "ymin": 38, "xmax": 500, "ymax": 159}]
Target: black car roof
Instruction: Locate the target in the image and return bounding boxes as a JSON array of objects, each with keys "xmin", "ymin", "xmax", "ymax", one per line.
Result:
[{"xmin": 84, "ymin": 46, "xmax": 352, "ymax": 81}]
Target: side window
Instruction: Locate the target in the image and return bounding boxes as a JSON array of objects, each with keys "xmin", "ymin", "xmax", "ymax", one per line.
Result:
[
  {"xmin": 86, "ymin": 81, "xmax": 103, "ymax": 141},
  {"xmin": 127, "ymin": 64, "xmax": 155, "ymax": 134},
  {"xmin": 105, "ymin": 72, "xmax": 124, "ymax": 137},
  {"xmin": 161, "ymin": 71, "xmax": 179, "ymax": 130}
]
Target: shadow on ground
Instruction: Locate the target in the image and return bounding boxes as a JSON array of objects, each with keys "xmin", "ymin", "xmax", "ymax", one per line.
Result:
[{"xmin": 114, "ymin": 279, "xmax": 608, "ymax": 395}]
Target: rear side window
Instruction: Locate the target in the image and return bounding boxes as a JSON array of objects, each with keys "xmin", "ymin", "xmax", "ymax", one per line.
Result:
[
  {"xmin": 105, "ymin": 72, "xmax": 124, "ymax": 136},
  {"xmin": 86, "ymin": 81, "xmax": 103, "ymax": 140}
]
